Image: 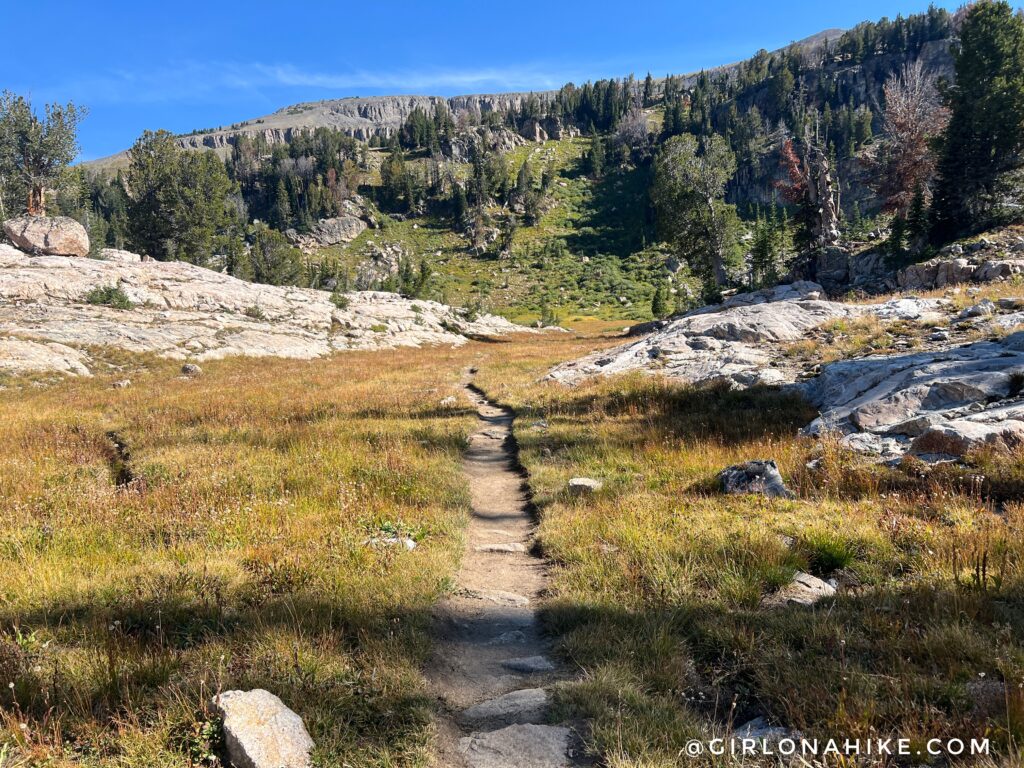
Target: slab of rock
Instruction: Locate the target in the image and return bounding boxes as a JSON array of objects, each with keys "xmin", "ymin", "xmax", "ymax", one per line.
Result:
[
  {"xmin": 567, "ymin": 477, "xmax": 603, "ymax": 496},
  {"xmin": 719, "ymin": 460, "xmax": 794, "ymax": 499},
  {"xmin": 0, "ymin": 337, "xmax": 91, "ymax": 377},
  {"xmin": 4, "ymin": 215, "xmax": 89, "ymax": 257},
  {"xmin": 547, "ymin": 281, "xmax": 850, "ymax": 387},
  {"xmin": 100, "ymin": 248, "xmax": 144, "ymax": 263},
  {"xmin": 459, "ymin": 724, "xmax": 571, "ymax": 768},
  {"xmin": 462, "ymin": 688, "xmax": 548, "ymax": 724},
  {"xmin": 212, "ymin": 689, "xmax": 313, "ymax": 768},
  {"xmin": 0, "ymin": 244, "xmax": 531, "ymax": 376},
  {"xmin": 287, "ymin": 216, "xmax": 367, "ymax": 252},
  {"xmin": 501, "ymin": 656, "xmax": 556, "ymax": 673},
  {"xmin": 912, "ymin": 416, "xmax": 1024, "ymax": 456},
  {"xmin": 803, "ymin": 333, "xmax": 1024, "ymax": 443},
  {"xmin": 763, "ymin": 571, "xmax": 836, "ymax": 608}
]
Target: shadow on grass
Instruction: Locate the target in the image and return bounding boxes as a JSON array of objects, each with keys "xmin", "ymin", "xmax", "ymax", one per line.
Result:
[
  {"xmin": 564, "ymin": 164, "xmax": 654, "ymax": 258},
  {"xmin": 534, "ymin": 381, "xmax": 817, "ymax": 446},
  {"xmin": 537, "ymin": 577, "xmax": 1024, "ymax": 752}
]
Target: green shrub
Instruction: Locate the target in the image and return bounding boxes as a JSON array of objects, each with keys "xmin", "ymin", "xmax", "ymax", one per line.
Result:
[
  {"xmin": 83, "ymin": 285, "xmax": 133, "ymax": 310},
  {"xmin": 800, "ymin": 530, "xmax": 861, "ymax": 575},
  {"xmin": 330, "ymin": 292, "xmax": 350, "ymax": 310},
  {"xmin": 243, "ymin": 305, "xmax": 266, "ymax": 320}
]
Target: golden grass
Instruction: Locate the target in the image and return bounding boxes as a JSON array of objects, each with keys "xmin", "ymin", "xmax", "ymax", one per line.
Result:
[
  {"xmin": 471, "ymin": 333, "xmax": 1024, "ymax": 766},
  {"xmin": 0, "ymin": 348, "xmax": 481, "ymax": 766},
  {"xmin": 4, "ymin": 316, "xmax": 1024, "ymax": 766}
]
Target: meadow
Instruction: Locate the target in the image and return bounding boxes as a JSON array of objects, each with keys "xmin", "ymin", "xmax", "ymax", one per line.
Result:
[
  {"xmin": 473, "ymin": 328, "xmax": 1024, "ymax": 767},
  {"xmin": 1, "ymin": 317, "xmax": 1023, "ymax": 766},
  {"xmin": 0, "ymin": 347, "xmax": 481, "ymax": 766}
]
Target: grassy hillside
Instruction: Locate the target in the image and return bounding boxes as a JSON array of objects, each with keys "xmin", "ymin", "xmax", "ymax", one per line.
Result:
[{"xmin": 322, "ymin": 137, "xmax": 671, "ymax": 326}]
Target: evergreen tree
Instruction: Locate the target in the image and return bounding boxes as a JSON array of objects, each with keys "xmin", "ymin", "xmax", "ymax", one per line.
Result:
[
  {"xmin": 272, "ymin": 178, "xmax": 292, "ymax": 230},
  {"xmin": 907, "ymin": 185, "xmax": 929, "ymax": 244},
  {"xmin": 125, "ymin": 130, "xmax": 237, "ymax": 265},
  {"xmin": 887, "ymin": 214, "xmax": 907, "ymax": 258},
  {"xmin": 650, "ymin": 282, "xmax": 669, "ymax": 318},
  {"xmin": 0, "ymin": 91, "xmax": 85, "ymax": 216},
  {"xmin": 585, "ymin": 136, "xmax": 605, "ymax": 178},
  {"xmin": 931, "ymin": 0, "xmax": 1024, "ymax": 240}
]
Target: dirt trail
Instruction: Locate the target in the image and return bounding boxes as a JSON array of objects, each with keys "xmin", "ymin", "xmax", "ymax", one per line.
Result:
[{"xmin": 426, "ymin": 378, "xmax": 582, "ymax": 768}]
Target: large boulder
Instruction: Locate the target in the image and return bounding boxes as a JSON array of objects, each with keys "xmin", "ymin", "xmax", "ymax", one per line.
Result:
[
  {"xmin": 3, "ymin": 215, "xmax": 89, "ymax": 257},
  {"xmin": 286, "ymin": 215, "xmax": 367, "ymax": 253},
  {"xmin": 212, "ymin": 689, "xmax": 314, "ymax": 768}
]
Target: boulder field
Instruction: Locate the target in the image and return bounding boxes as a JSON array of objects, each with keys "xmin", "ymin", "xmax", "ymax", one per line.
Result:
[
  {"xmin": 0, "ymin": 244, "xmax": 528, "ymax": 377},
  {"xmin": 549, "ymin": 280, "xmax": 1024, "ymax": 461}
]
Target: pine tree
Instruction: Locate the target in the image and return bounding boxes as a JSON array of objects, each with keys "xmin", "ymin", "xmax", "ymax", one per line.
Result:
[
  {"xmin": 907, "ymin": 186, "xmax": 929, "ymax": 244},
  {"xmin": 642, "ymin": 73, "xmax": 655, "ymax": 107},
  {"xmin": 650, "ymin": 282, "xmax": 669, "ymax": 318},
  {"xmin": 273, "ymin": 178, "xmax": 291, "ymax": 230},
  {"xmin": 931, "ymin": 0, "xmax": 1024, "ymax": 240}
]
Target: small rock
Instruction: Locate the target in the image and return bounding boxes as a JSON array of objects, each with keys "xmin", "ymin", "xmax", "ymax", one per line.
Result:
[
  {"xmin": 763, "ymin": 571, "xmax": 836, "ymax": 608},
  {"xmin": 479, "ymin": 589, "xmax": 530, "ymax": 607},
  {"xmin": 475, "ymin": 542, "xmax": 527, "ymax": 554},
  {"xmin": 719, "ymin": 460, "xmax": 794, "ymax": 499},
  {"xmin": 112, "ymin": 379, "xmax": 131, "ymax": 389},
  {"xmin": 365, "ymin": 536, "xmax": 417, "ymax": 551},
  {"xmin": 181, "ymin": 363, "xmax": 203, "ymax": 377},
  {"xmin": 440, "ymin": 395, "xmax": 458, "ymax": 408},
  {"xmin": 462, "ymin": 688, "xmax": 548, "ymax": 724},
  {"xmin": 567, "ymin": 477, "xmax": 602, "ymax": 496},
  {"xmin": 734, "ymin": 716, "xmax": 799, "ymax": 746},
  {"xmin": 212, "ymin": 689, "xmax": 313, "ymax": 768},
  {"xmin": 958, "ymin": 299, "xmax": 996, "ymax": 319},
  {"xmin": 501, "ymin": 656, "xmax": 556, "ymax": 673}
]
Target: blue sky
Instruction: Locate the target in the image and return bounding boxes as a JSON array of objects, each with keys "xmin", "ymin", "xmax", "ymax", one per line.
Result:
[{"xmin": 5, "ymin": 1, "xmax": 959, "ymax": 160}]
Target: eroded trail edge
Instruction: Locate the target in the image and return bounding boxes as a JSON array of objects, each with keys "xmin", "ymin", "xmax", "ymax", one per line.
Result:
[{"xmin": 426, "ymin": 378, "xmax": 582, "ymax": 768}]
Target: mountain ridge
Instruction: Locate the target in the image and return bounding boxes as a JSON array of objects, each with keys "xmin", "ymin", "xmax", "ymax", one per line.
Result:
[{"xmin": 83, "ymin": 28, "xmax": 846, "ymax": 170}]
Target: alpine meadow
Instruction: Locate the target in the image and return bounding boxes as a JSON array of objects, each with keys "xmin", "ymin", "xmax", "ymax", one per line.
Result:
[{"xmin": 3, "ymin": 2, "xmax": 1024, "ymax": 767}]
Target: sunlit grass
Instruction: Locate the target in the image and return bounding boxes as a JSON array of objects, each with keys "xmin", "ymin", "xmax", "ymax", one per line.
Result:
[
  {"xmin": 0, "ymin": 347, "xmax": 480, "ymax": 766},
  {"xmin": 472, "ymin": 332, "xmax": 1024, "ymax": 765}
]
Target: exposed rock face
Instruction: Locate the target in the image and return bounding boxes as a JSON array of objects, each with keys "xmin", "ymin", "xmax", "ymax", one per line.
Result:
[
  {"xmin": 0, "ymin": 244, "xmax": 529, "ymax": 376},
  {"xmin": 212, "ymin": 689, "xmax": 313, "ymax": 768},
  {"xmin": 3, "ymin": 215, "xmax": 89, "ymax": 257},
  {"xmin": 286, "ymin": 216, "xmax": 366, "ymax": 253},
  {"xmin": 100, "ymin": 248, "xmax": 144, "ymax": 263},
  {"xmin": 719, "ymin": 460, "xmax": 793, "ymax": 498},
  {"xmin": 790, "ymin": 246, "xmax": 892, "ymax": 294},
  {"xmin": 0, "ymin": 338, "xmax": 91, "ymax": 377},
  {"xmin": 899, "ymin": 255, "xmax": 1024, "ymax": 291},
  {"xmin": 802, "ymin": 332, "xmax": 1024, "ymax": 458},
  {"xmin": 547, "ymin": 282, "xmax": 853, "ymax": 387}
]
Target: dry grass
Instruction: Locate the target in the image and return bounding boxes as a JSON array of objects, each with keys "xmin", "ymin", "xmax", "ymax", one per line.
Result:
[
  {"xmin": 4, "ymin": 315, "xmax": 1024, "ymax": 766},
  {"xmin": 0, "ymin": 348, "xmax": 481, "ymax": 766},
  {"xmin": 471, "ymin": 333, "xmax": 1024, "ymax": 766}
]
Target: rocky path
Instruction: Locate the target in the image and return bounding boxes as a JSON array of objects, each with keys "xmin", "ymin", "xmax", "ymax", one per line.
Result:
[{"xmin": 426, "ymin": 378, "xmax": 582, "ymax": 768}]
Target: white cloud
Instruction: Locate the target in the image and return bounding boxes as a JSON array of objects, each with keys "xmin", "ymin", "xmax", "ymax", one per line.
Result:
[{"xmin": 26, "ymin": 60, "xmax": 579, "ymax": 107}]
